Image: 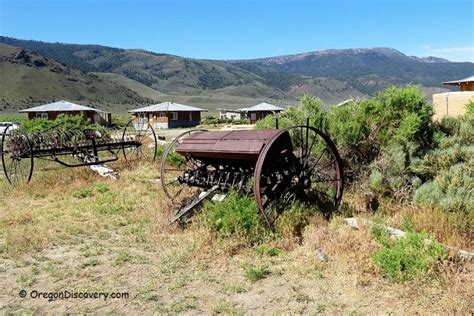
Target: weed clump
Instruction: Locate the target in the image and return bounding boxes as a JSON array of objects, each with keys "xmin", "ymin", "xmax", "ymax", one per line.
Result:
[
  {"xmin": 372, "ymin": 222, "xmax": 446, "ymax": 282},
  {"xmin": 202, "ymin": 192, "xmax": 268, "ymax": 245},
  {"xmin": 254, "ymin": 245, "xmax": 283, "ymax": 257},
  {"xmin": 72, "ymin": 187, "xmax": 94, "ymax": 199},
  {"xmin": 243, "ymin": 263, "xmax": 271, "ymax": 282},
  {"xmin": 275, "ymin": 204, "xmax": 311, "ymax": 241},
  {"xmin": 95, "ymin": 183, "xmax": 109, "ymax": 193}
]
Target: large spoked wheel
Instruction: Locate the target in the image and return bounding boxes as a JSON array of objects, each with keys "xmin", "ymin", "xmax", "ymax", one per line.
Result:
[
  {"xmin": 160, "ymin": 130, "xmax": 207, "ymax": 210},
  {"xmin": 254, "ymin": 125, "xmax": 344, "ymax": 227},
  {"xmin": 1, "ymin": 124, "xmax": 34, "ymax": 185},
  {"xmin": 122, "ymin": 118, "xmax": 158, "ymax": 164}
]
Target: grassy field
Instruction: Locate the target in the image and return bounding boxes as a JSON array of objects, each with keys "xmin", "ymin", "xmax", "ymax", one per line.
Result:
[{"xmin": 0, "ymin": 159, "xmax": 472, "ymax": 314}]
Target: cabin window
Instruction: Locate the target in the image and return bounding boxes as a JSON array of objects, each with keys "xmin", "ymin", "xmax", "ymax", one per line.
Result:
[
  {"xmin": 160, "ymin": 112, "xmax": 167, "ymax": 117},
  {"xmin": 36, "ymin": 112, "xmax": 48, "ymax": 119},
  {"xmin": 171, "ymin": 112, "xmax": 178, "ymax": 120},
  {"xmin": 250, "ymin": 113, "xmax": 257, "ymax": 121}
]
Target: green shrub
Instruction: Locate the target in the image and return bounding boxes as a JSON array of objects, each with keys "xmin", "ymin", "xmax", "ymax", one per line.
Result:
[
  {"xmin": 410, "ymin": 145, "xmax": 472, "ymax": 179},
  {"xmin": 369, "ymin": 170, "xmax": 385, "ymax": 194},
  {"xmin": 414, "ymin": 163, "xmax": 474, "ymax": 215},
  {"xmin": 374, "ymin": 86, "xmax": 433, "ymax": 146},
  {"xmin": 257, "ymin": 86, "xmax": 434, "ymax": 170},
  {"xmin": 459, "ymin": 107, "xmax": 474, "ymax": 145},
  {"xmin": 439, "ymin": 116, "xmax": 461, "ymax": 136},
  {"xmin": 373, "ymin": 224, "xmax": 446, "ymax": 282},
  {"xmin": 22, "ymin": 114, "xmax": 98, "ymax": 133},
  {"xmin": 326, "ymin": 100, "xmax": 371, "ymax": 163},
  {"xmin": 202, "ymin": 192, "xmax": 268, "ymax": 245},
  {"xmin": 253, "ymin": 85, "xmax": 469, "ymax": 228},
  {"xmin": 465, "ymin": 100, "xmax": 474, "ymax": 117},
  {"xmin": 368, "ymin": 143, "xmax": 415, "ymax": 199}
]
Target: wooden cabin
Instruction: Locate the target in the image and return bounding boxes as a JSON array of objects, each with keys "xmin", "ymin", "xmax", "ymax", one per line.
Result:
[
  {"xmin": 432, "ymin": 76, "xmax": 474, "ymax": 120},
  {"xmin": 443, "ymin": 76, "xmax": 474, "ymax": 91},
  {"xmin": 240, "ymin": 102, "xmax": 284, "ymax": 124},
  {"xmin": 19, "ymin": 100, "xmax": 112, "ymax": 125},
  {"xmin": 129, "ymin": 101, "xmax": 207, "ymax": 129}
]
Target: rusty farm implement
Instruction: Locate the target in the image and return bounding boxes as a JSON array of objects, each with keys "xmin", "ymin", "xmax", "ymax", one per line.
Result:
[
  {"xmin": 1, "ymin": 118, "xmax": 158, "ymax": 185},
  {"xmin": 160, "ymin": 120, "xmax": 344, "ymax": 226}
]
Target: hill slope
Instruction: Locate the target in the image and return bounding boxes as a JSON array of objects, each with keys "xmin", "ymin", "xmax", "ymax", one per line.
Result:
[
  {"xmin": 0, "ymin": 43, "xmax": 151, "ymax": 112},
  {"xmin": 0, "ymin": 37, "xmax": 290, "ymax": 100}
]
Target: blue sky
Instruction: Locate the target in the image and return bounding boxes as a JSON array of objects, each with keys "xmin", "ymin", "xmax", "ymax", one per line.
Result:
[{"xmin": 0, "ymin": 0, "xmax": 472, "ymax": 61}]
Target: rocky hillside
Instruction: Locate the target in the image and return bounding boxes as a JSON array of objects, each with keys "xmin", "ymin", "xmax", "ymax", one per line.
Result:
[{"xmin": 0, "ymin": 43, "xmax": 151, "ymax": 112}]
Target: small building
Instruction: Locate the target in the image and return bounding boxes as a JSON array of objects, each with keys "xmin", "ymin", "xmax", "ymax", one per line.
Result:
[
  {"xmin": 240, "ymin": 102, "xmax": 284, "ymax": 124},
  {"xmin": 432, "ymin": 76, "xmax": 474, "ymax": 121},
  {"xmin": 129, "ymin": 101, "xmax": 207, "ymax": 129},
  {"xmin": 443, "ymin": 76, "xmax": 474, "ymax": 91},
  {"xmin": 19, "ymin": 100, "xmax": 112, "ymax": 125},
  {"xmin": 218, "ymin": 108, "xmax": 242, "ymax": 121}
]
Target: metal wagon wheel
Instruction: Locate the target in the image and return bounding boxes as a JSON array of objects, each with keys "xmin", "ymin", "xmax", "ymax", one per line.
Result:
[
  {"xmin": 1, "ymin": 124, "xmax": 34, "ymax": 185},
  {"xmin": 122, "ymin": 118, "xmax": 158, "ymax": 163},
  {"xmin": 160, "ymin": 129, "xmax": 208, "ymax": 210},
  {"xmin": 254, "ymin": 125, "xmax": 344, "ymax": 227}
]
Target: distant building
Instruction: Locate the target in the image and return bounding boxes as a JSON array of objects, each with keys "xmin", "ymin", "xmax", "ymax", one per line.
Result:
[
  {"xmin": 129, "ymin": 101, "xmax": 207, "ymax": 129},
  {"xmin": 443, "ymin": 76, "xmax": 474, "ymax": 91},
  {"xmin": 19, "ymin": 100, "xmax": 112, "ymax": 125},
  {"xmin": 240, "ymin": 102, "xmax": 284, "ymax": 124},
  {"xmin": 432, "ymin": 76, "xmax": 474, "ymax": 121},
  {"xmin": 218, "ymin": 108, "xmax": 242, "ymax": 121}
]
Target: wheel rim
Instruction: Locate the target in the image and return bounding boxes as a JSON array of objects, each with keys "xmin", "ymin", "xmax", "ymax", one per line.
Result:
[
  {"xmin": 160, "ymin": 129, "xmax": 207, "ymax": 208},
  {"xmin": 122, "ymin": 118, "xmax": 158, "ymax": 164},
  {"xmin": 1, "ymin": 125, "xmax": 34, "ymax": 185},
  {"xmin": 254, "ymin": 126, "xmax": 343, "ymax": 226}
]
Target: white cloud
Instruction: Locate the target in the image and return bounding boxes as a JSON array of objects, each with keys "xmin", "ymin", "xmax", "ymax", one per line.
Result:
[{"xmin": 419, "ymin": 45, "xmax": 474, "ymax": 62}]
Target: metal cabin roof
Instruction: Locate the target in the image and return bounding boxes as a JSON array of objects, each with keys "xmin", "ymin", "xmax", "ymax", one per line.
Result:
[
  {"xmin": 443, "ymin": 75, "xmax": 474, "ymax": 85},
  {"xmin": 240, "ymin": 102, "xmax": 284, "ymax": 112},
  {"xmin": 19, "ymin": 100, "xmax": 108, "ymax": 113},
  {"xmin": 129, "ymin": 101, "xmax": 207, "ymax": 113}
]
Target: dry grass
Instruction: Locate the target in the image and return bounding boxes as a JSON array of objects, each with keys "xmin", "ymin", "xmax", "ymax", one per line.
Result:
[
  {"xmin": 344, "ymin": 189, "xmax": 473, "ymax": 251},
  {"xmin": 0, "ymin": 161, "xmax": 472, "ymax": 314}
]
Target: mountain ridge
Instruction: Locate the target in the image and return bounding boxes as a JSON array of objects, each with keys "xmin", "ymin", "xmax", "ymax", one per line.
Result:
[{"xmin": 1, "ymin": 36, "xmax": 472, "ymax": 113}]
